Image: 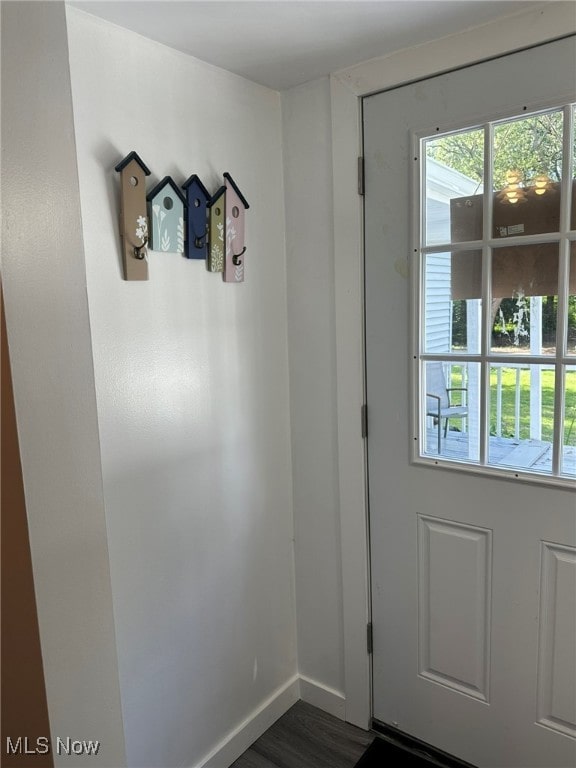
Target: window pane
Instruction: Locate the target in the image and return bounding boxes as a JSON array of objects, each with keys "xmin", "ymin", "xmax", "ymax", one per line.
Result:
[
  {"xmin": 493, "ymin": 111, "xmax": 563, "ymax": 238},
  {"xmin": 569, "ymin": 243, "xmax": 576, "ymax": 356},
  {"xmin": 422, "ymin": 361, "xmax": 480, "ymax": 462},
  {"xmin": 563, "ymin": 365, "xmax": 576, "ymax": 477},
  {"xmin": 490, "ymin": 243, "xmax": 558, "ymax": 355},
  {"xmin": 493, "ymin": 111, "xmax": 563, "ymax": 237},
  {"xmin": 488, "ymin": 364, "xmax": 554, "ymax": 474},
  {"xmin": 424, "ymin": 129, "xmax": 484, "ymax": 246},
  {"xmin": 424, "ymin": 251, "xmax": 482, "ymax": 353}
]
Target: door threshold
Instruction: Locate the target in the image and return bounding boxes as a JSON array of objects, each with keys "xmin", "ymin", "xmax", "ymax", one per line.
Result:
[{"xmin": 371, "ymin": 720, "xmax": 477, "ymax": 768}]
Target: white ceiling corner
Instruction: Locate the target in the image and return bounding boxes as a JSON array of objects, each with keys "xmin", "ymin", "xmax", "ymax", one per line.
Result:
[{"xmin": 70, "ymin": 1, "xmax": 547, "ymax": 90}]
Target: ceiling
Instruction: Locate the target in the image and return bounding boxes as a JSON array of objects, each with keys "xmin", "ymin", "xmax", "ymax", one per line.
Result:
[{"xmin": 72, "ymin": 1, "xmax": 540, "ymax": 90}]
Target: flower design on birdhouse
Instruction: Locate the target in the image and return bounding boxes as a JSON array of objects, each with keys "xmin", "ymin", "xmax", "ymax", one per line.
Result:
[
  {"xmin": 135, "ymin": 215, "xmax": 148, "ymax": 243},
  {"xmin": 210, "ymin": 245, "xmax": 223, "ymax": 272},
  {"xmin": 146, "ymin": 176, "xmax": 187, "ymax": 254}
]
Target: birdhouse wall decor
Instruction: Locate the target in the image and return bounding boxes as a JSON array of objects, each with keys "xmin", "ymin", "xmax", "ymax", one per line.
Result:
[
  {"xmin": 146, "ymin": 176, "xmax": 187, "ymax": 253},
  {"xmin": 182, "ymin": 175, "xmax": 210, "ymax": 260},
  {"xmin": 114, "ymin": 151, "xmax": 152, "ymax": 281},
  {"xmin": 114, "ymin": 154, "xmax": 250, "ymax": 283},
  {"xmin": 207, "ymin": 186, "xmax": 226, "ymax": 273},
  {"xmin": 223, "ymin": 172, "xmax": 249, "ymax": 283}
]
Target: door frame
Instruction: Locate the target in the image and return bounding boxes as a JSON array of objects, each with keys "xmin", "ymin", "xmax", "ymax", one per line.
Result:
[{"xmin": 330, "ymin": 3, "xmax": 576, "ymax": 730}]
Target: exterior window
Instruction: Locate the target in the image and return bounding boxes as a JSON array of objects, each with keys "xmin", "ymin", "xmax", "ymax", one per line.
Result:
[{"xmin": 416, "ymin": 105, "xmax": 575, "ymax": 484}]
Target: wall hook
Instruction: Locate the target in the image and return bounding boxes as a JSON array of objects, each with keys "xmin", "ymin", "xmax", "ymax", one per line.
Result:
[
  {"xmin": 194, "ymin": 232, "xmax": 207, "ymax": 249},
  {"xmin": 134, "ymin": 236, "xmax": 148, "ymax": 260},
  {"xmin": 232, "ymin": 246, "xmax": 246, "ymax": 266}
]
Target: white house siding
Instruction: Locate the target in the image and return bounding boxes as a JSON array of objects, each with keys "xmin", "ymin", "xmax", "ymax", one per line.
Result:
[
  {"xmin": 425, "ymin": 159, "xmax": 480, "ymax": 354},
  {"xmin": 425, "ymin": 252, "xmax": 452, "ymax": 353}
]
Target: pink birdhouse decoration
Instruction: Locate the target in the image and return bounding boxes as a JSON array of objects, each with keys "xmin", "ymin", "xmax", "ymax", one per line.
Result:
[{"xmin": 223, "ymin": 172, "xmax": 249, "ymax": 283}]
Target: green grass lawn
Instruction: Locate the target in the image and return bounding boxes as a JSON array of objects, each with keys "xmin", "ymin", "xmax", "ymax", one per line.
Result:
[
  {"xmin": 447, "ymin": 365, "xmax": 576, "ymax": 446},
  {"xmin": 488, "ymin": 367, "xmax": 576, "ymax": 446}
]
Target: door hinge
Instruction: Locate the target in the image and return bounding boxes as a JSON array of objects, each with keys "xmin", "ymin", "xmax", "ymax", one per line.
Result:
[
  {"xmin": 367, "ymin": 622, "xmax": 373, "ymax": 655},
  {"xmin": 361, "ymin": 403, "xmax": 368, "ymax": 438},
  {"xmin": 358, "ymin": 156, "xmax": 365, "ymax": 196}
]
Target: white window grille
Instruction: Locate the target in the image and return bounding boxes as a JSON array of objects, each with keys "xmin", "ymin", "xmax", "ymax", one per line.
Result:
[{"xmin": 415, "ymin": 104, "xmax": 576, "ymax": 485}]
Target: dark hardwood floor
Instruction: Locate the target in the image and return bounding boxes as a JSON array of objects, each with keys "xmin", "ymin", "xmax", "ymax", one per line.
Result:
[{"xmin": 231, "ymin": 701, "xmax": 374, "ymax": 768}]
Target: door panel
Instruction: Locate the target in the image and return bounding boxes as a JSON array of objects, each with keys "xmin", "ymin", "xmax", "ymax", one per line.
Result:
[
  {"xmin": 537, "ymin": 542, "xmax": 576, "ymax": 739},
  {"xmin": 364, "ymin": 38, "xmax": 576, "ymax": 767},
  {"xmin": 418, "ymin": 516, "xmax": 492, "ymax": 702}
]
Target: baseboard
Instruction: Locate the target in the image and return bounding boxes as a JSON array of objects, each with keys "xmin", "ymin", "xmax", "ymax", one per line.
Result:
[
  {"xmin": 194, "ymin": 673, "xmax": 347, "ymax": 768},
  {"xmin": 299, "ymin": 674, "xmax": 346, "ymax": 720},
  {"xmin": 195, "ymin": 674, "xmax": 300, "ymax": 768}
]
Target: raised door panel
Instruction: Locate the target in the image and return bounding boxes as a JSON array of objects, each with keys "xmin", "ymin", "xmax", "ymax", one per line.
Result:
[{"xmin": 418, "ymin": 516, "xmax": 492, "ymax": 702}]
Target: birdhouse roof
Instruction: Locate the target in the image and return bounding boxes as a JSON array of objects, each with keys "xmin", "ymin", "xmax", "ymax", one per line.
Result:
[
  {"xmin": 146, "ymin": 176, "xmax": 187, "ymax": 207},
  {"xmin": 223, "ymin": 173, "xmax": 250, "ymax": 209},
  {"xmin": 207, "ymin": 185, "xmax": 226, "ymax": 208},
  {"xmin": 182, "ymin": 175, "xmax": 210, "ymax": 199},
  {"xmin": 114, "ymin": 151, "xmax": 151, "ymax": 176}
]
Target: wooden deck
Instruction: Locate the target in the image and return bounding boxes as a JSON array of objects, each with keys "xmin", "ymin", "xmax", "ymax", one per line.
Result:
[{"xmin": 425, "ymin": 429, "xmax": 576, "ymax": 477}]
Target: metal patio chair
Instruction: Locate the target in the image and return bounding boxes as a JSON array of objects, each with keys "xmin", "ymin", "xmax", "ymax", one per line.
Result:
[{"xmin": 426, "ymin": 362, "xmax": 468, "ymax": 454}]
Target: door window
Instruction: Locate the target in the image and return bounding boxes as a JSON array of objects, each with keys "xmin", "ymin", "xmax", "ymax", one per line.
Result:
[{"xmin": 417, "ymin": 104, "xmax": 576, "ymax": 482}]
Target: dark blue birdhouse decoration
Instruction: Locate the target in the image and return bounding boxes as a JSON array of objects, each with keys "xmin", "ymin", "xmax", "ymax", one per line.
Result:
[
  {"xmin": 182, "ymin": 175, "xmax": 210, "ymax": 260},
  {"xmin": 146, "ymin": 176, "xmax": 187, "ymax": 253}
]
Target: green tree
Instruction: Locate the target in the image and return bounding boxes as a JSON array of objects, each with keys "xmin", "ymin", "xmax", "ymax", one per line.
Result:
[{"xmin": 426, "ymin": 111, "xmax": 563, "ymax": 189}]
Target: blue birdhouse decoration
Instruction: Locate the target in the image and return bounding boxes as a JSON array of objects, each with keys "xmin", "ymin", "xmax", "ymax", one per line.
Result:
[
  {"xmin": 182, "ymin": 175, "xmax": 210, "ymax": 260},
  {"xmin": 146, "ymin": 177, "xmax": 187, "ymax": 253}
]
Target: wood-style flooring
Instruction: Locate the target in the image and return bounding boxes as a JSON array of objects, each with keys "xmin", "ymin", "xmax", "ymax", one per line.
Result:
[{"xmin": 230, "ymin": 701, "xmax": 374, "ymax": 768}]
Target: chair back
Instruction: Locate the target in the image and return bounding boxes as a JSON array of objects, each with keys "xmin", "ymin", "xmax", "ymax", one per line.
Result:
[{"xmin": 426, "ymin": 362, "xmax": 450, "ymax": 411}]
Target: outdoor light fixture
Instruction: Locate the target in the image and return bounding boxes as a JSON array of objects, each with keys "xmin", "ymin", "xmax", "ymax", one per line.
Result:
[
  {"xmin": 497, "ymin": 169, "xmax": 527, "ymax": 205},
  {"xmin": 532, "ymin": 173, "xmax": 553, "ymax": 195},
  {"xmin": 498, "ymin": 169, "xmax": 556, "ymax": 204}
]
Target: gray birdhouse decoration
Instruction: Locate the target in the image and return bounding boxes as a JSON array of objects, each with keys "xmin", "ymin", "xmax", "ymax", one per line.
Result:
[
  {"xmin": 146, "ymin": 177, "xmax": 187, "ymax": 253},
  {"xmin": 115, "ymin": 151, "xmax": 151, "ymax": 281}
]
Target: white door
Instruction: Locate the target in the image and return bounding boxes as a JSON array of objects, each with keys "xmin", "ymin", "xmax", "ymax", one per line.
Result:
[{"xmin": 364, "ymin": 38, "xmax": 576, "ymax": 768}]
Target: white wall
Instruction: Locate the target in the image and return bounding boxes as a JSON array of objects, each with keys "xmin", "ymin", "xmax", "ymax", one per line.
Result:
[
  {"xmin": 1, "ymin": 4, "xmax": 127, "ymax": 765},
  {"xmin": 65, "ymin": 8, "xmax": 298, "ymax": 768},
  {"xmin": 281, "ymin": 79, "xmax": 345, "ymax": 712}
]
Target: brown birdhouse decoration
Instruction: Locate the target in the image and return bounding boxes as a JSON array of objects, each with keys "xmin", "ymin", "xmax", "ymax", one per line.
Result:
[{"xmin": 115, "ymin": 151, "xmax": 152, "ymax": 281}]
